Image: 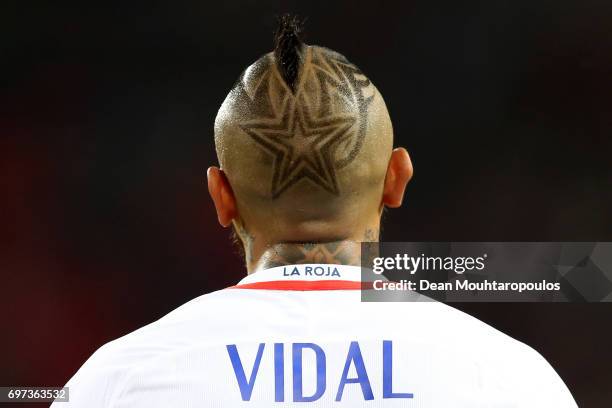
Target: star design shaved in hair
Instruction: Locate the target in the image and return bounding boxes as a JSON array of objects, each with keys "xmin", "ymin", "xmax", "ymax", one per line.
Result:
[
  {"xmin": 230, "ymin": 45, "xmax": 375, "ymax": 199},
  {"xmin": 240, "ymin": 98, "xmax": 356, "ymax": 198}
]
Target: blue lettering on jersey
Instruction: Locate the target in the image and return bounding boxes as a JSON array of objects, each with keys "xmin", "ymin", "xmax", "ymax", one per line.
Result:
[
  {"xmin": 274, "ymin": 343, "xmax": 284, "ymax": 402},
  {"xmin": 226, "ymin": 343, "xmax": 265, "ymax": 401},
  {"xmin": 293, "ymin": 343, "xmax": 326, "ymax": 402},
  {"xmin": 336, "ymin": 341, "xmax": 374, "ymax": 401},
  {"xmin": 383, "ymin": 340, "xmax": 414, "ymax": 399},
  {"xmin": 227, "ymin": 341, "xmax": 413, "ymax": 402},
  {"xmin": 284, "ymin": 267, "xmax": 301, "ymax": 276},
  {"xmin": 282, "ymin": 265, "xmax": 341, "ymax": 277}
]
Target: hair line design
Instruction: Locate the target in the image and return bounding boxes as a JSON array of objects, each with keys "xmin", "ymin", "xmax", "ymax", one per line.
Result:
[{"xmin": 239, "ymin": 47, "xmax": 374, "ymax": 198}]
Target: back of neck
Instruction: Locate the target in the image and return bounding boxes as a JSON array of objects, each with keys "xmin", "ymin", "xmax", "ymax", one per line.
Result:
[{"xmin": 254, "ymin": 240, "xmax": 362, "ymax": 272}]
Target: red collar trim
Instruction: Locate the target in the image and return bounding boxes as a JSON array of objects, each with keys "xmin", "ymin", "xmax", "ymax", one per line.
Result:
[{"xmin": 230, "ymin": 280, "xmax": 371, "ymax": 291}]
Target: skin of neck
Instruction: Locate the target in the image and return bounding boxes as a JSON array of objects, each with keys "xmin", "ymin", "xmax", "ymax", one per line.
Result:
[{"xmin": 238, "ymin": 220, "xmax": 381, "ymax": 273}]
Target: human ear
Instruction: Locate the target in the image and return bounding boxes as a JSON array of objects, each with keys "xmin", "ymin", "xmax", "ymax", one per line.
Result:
[
  {"xmin": 382, "ymin": 147, "xmax": 413, "ymax": 208},
  {"xmin": 207, "ymin": 166, "xmax": 238, "ymax": 227}
]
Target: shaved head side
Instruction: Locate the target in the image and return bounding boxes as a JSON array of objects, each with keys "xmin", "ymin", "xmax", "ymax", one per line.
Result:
[{"xmin": 214, "ymin": 22, "xmax": 393, "ymax": 242}]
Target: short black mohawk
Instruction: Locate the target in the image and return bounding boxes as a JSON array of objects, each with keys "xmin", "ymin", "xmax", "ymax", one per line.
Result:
[{"xmin": 273, "ymin": 14, "xmax": 305, "ymax": 93}]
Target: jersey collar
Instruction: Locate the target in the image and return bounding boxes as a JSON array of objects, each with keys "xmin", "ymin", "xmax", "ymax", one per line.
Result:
[{"xmin": 232, "ymin": 264, "xmax": 364, "ymax": 291}]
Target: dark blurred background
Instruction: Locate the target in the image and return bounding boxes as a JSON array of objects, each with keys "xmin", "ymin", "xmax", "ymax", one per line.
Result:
[{"xmin": 1, "ymin": 1, "xmax": 611, "ymax": 406}]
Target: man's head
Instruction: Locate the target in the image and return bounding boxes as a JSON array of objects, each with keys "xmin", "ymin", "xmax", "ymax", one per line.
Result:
[{"xmin": 208, "ymin": 16, "xmax": 412, "ymax": 266}]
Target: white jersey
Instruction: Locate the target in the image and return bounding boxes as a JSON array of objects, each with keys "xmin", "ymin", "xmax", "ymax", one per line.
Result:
[{"xmin": 55, "ymin": 264, "xmax": 576, "ymax": 407}]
